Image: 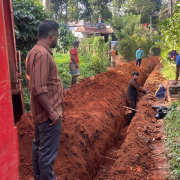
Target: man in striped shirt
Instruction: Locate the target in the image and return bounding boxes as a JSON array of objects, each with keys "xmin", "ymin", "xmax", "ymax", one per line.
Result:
[{"xmin": 26, "ymin": 20, "xmax": 63, "ymax": 180}]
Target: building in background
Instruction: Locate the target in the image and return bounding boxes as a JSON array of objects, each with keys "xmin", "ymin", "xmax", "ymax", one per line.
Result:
[{"xmin": 67, "ymin": 20, "xmax": 117, "ymax": 43}]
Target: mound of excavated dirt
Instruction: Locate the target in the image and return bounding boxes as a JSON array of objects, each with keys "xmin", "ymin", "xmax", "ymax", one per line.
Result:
[
  {"xmin": 109, "ymin": 63, "xmax": 168, "ymax": 180},
  {"xmin": 16, "ymin": 56, "xmax": 160, "ymax": 180}
]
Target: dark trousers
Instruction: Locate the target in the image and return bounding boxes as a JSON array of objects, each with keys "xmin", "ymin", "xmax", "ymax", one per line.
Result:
[
  {"xmin": 128, "ymin": 99, "xmax": 136, "ymax": 124},
  {"xmin": 32, "ymin": 118, "xmax": 62, "ymax": 180},
  {"xmin": 136, "ymin": 59, "xmax": 142, "ymax": 67}
]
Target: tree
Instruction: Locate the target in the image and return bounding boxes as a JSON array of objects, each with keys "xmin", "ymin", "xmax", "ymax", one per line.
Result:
[
  {"xmin": 159, "ymin": 0, "xmax": 180, "ymax": 21},
  {"xmin": 51, "ymin": 0, "xmax": 68, "ymax": 20},
  {"xmin": 123, "ymin": 0, "xmax": 156, "ymax": 24},
  {"xmin": 67, "ymin": 0, "xmax": 80, "ymax": 21},
  {"xmin": 111, "ymin": 0, "xmax": 125, "ymax": 16},
  {"xmin": 79, "ymin": 0, "xmax": 93, "ymax": 21},
  {"xmin": 108, "ymin": 13, "xmax": 141, "ymax": 40},
  {"xmin": 12, "ymin": 0, "xmax": 51, "ymax": 62},
  {"xmin": 43, "ymin": 0, "xmax": 51, "ymax": 10},
  {"xmin": 88, "ymin": 0, "xmax": 113, "ymax": 22},
  {"xmin": 58, "ymin": 21, "xmax": 76, "ymax": 53}
]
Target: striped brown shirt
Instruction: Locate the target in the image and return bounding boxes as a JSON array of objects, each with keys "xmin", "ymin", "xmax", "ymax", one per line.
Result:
[{"xmin": 25, "ymin": 41, "xmax": 63, "ymax": 124}]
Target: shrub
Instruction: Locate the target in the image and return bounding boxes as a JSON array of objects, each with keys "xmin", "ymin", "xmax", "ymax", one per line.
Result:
[
  {"xmin": 12, "ymin": 0, "xmax": 51, "ymax": 64},
  {"xmin": 118, "ymin": 37, "xmax": 138, "ymax": 61}
]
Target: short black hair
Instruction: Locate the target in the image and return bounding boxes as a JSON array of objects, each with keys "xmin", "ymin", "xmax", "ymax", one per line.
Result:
[
  {"xmin": 38, "ymin": 20, "xmax": 59, "ymax": 39},
  {"xmin": 132, "ymin": 72, "xmax": 139, "ymax": 76},
  {"xmin": 73, "ymin": 41, "xmax": 80, "ymax": 46},
  {"xmin": 139, "ymin": 46, "xmax": 141, "ymax": 48}
]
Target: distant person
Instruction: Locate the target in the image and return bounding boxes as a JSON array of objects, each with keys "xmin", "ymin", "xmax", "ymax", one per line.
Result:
[
  {"xmin": 168, "ymin": 50, "xmax": 180, "ymax": 85},
  {"xmin": 69, "ymin": 41, "xmax": 80, "ymax": 87},
  {"xmin": 26, "ymin": 20, "xmax": 63, "ymax": 180},
  {"xmin": 136, "ymin": 46, "xmax": 144, "ymax": 67},
  {"xmin": 127, "ymin": 72, "xmax": 147, "ymax": 124},
  {"xmin": 109, "ymin": 45, "xmax": 116, "ymax": 69},
  {"xmin": 98, "ymin": 16, "xmax": 102, "ymax": 23}
]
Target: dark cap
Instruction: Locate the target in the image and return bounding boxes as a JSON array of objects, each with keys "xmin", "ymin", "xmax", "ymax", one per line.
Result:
[{"xmin": 168, "ymin": 50, "xmax": 178, "ymax": 58}]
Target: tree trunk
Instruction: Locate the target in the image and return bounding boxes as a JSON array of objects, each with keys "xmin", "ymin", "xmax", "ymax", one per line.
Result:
[{"xmin": 43, "ymin": 0, "xmax": 50, "ymax": 10}]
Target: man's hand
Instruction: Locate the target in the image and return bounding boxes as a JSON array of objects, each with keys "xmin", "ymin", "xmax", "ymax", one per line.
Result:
[
  {"xmin": 75, "ymin": 64, "xmax": 79, "ymax": 69},
  {"xmin": 172, "ymin": 80, "xmax": 178, "ymax": 85},
  {"xmin": 49, "ymin": 110, "xmax": 59, "ymax": 126}
]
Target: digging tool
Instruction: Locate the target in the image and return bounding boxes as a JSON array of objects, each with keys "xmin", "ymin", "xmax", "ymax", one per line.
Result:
[
  {"xmin": 100, "ymin": 71, "xmax": 108, "ymax": 79},
  {"xmin": 123, "ymin": 106, "xmax": 137, "ymax": 112},
  {"xmin": 124, "ymin": 109, "xmax": 132, "ymax": 115},
  {"xmin": 99, "ymin": 155, "xmax": 116, "ymax": 161}
]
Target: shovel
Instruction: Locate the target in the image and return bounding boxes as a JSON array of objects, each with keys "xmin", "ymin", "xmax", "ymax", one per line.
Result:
[{"xmin": 123, "ymin": 106, "xmax": 137, "ymax": 115}]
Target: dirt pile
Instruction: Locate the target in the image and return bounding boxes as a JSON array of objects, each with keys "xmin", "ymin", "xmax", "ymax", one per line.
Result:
[
  {"xmin": 16, "ymin": 56, "xmax": 160, "ymax": 180},
  {"xmin": 108, "ymin": 63, "xmax": 168, "ymax": 180}
]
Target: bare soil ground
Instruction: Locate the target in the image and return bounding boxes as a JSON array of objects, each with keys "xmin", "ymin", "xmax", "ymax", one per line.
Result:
[{"xmin": 16, "ymin": 56, "xmax": 170, "ymax": 180}]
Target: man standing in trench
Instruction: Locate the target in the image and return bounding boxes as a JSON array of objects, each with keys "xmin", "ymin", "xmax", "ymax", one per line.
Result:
[
  {"xmin": 69, "ymin": 41, "xmax": 80, "ymax": 87},
  {"xmin": 26, "ymin": 20, "xmax": 63, "ymax": 180},
  {"xmin": 127, "ymin": 72, "xmax": 147, "ymax": 124},
  {"xmin": 168, "ymin": 50, "xmax": 180, "ymax": 85}
]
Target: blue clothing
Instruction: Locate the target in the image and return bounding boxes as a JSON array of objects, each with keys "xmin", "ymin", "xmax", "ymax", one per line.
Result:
[
  {"xmin": 136, "ymin": 49, "xmax": 144, "ymax": 59},
  {"xmin": 176, "ymin": 54, "xmax": 180, "ymax": 65},
  {"xmin": 136, "ymin": 59, "xmax": 142, "ymax": 67}
]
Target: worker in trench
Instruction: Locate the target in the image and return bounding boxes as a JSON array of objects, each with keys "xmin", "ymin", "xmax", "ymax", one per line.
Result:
[
  {"xmin": 168, "ymin": 50, "xmax": 180, "ymax": 85},
  {"xmin": 127, "ymin": 72, "xmax": 147, "ymax": 124},
  {"xmin": 26, "ymin": 20, "xmax": 63, "ymax": 180}
]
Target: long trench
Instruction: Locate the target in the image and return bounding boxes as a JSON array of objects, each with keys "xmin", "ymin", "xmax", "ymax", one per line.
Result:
[
  {"xmin": 92, "ymin": 62, "xmax": 168, "ymax": 180},
  {"xmin": 17, "ymin": 56, "xmax": 162, "ymax": 180}
]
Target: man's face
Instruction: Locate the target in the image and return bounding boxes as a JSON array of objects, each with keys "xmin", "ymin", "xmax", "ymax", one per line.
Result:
[
  {"xmin": 171, "ymin": 55, "xmax": 176, "ymax": 61},
  {"xmin": 51, "ymin": 31, "xmax": 59, "ymax": 48},
  {"xmin": 133, "ymin": 75, "xmax": 138, "ymax": 80},
  {"xmin": 139, "ymin": 47, "xmax": 141, "ymax": 50}
]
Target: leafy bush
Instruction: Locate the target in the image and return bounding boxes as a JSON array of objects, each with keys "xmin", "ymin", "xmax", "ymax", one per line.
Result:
[
  {"xmin": 118, "ymin": 37, "xmax": 138, "ymax": 61},
  {"xmin": 12, "ymin": 0, "xmax": 51, "ymax": 64},
  {"xmin": 78, "ymin": 36, "xmax": 95, "ymax": 56},
  {"xmin": 91, "ymin": 36, "xmax": 110, "ymax": 72},
  {"xmin": 164, "ymin": 101, "xmax": 180, "ymax": 180},
  {"xmin": 23, "ymin": 87, "xmax": 31, "ymax": 113},
  {"xmin": 57, "ymin": 21, "xmax": 77, "ymax": 53},
  {"xmin": 156, "ymin": 4, "xmax": 180, "ymax": 79}
]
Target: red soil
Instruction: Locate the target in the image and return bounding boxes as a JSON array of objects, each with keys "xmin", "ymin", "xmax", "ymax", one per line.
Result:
[
  {"xmin": 109, "ymin": 63, "xmax": 169, "ymax": 180},
  {"xmin": 16, "ymin": 56, "xmax": 161, "ymax": 180}
]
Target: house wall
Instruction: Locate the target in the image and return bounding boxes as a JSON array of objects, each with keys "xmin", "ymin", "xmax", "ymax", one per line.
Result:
[{"xmin": 69, "ymin": 27, "xmax": 85, "ymax": 41}]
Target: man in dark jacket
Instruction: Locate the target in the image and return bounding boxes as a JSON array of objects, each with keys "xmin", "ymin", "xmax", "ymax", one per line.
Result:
[{"xmin": 127, "ymin": 72, "xmax": 147, "ymax": 124}]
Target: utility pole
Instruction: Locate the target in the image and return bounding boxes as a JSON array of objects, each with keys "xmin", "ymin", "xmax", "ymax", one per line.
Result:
[{"xmin": 170, "ymin": 0, "xmax": 173, "ymax": 17}]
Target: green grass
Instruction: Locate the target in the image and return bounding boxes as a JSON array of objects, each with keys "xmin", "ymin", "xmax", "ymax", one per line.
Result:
[
  {"xmin": 163, "ymin": 101, "xmax": 180, "ymax": 180},
  {"xmin": 23, "ymin": 52, "xmax": 108, "ymax": 112},
  {"xmin": 53, "ymin": 53, "xmax": 107, "ymax": 88},
  {"xmin": 162, "ymin": 62, "xmax": 176, "ymax": 80}
]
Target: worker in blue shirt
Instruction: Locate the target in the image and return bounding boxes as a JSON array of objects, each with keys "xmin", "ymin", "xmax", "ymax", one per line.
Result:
[
  {"xmin": 168, "ymin": 50, "xmax": 180, "ymax": 85},
  {"xmin": 136, "ymin": 46, "xmax": 144, "ymax": 67}
]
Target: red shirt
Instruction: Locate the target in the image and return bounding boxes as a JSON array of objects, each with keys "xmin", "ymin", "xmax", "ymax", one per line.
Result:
[{"xmin": 70, "ymin": 47, "xmax": 79, "ymax": 64}]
